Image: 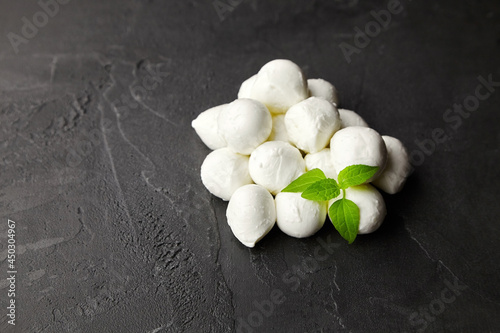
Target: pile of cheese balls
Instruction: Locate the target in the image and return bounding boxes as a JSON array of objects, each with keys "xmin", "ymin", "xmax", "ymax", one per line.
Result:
[{"xmin": 192, "ymin": 59, "xmax": 411, "ymax": 247}]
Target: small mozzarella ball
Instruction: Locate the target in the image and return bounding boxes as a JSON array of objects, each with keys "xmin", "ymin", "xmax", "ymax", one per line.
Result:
[
  {"xmin": 330, "ymin": 126, "xmax": 387, "ymax": 181},
  {"xmin": 275, "ymin": 192, "xmax": 327, "ymax": 238},
  {"xmin": 249, "ymin": 59, "xmax": 308, "ymax": 114},
  {"xmin": 372, "ymin": 136, "xmax": 412, "ymax": 194},
  {"xmin": 308, "ymin": 78, "xmax": 339, "ymax": 106},
  {"xmin": 191, "ymin": 104, "xmax": 227, "ymax": 150},
  {"xmin": 201, "ymin": 148, "xmax": 253, "ymax": 201},
  {"xmin": 338, "ymin": 109, "xmax": 369, "ymax": 128},
  {"xmin": 226, "ymin": 184, "xmax": 276, "ymax": 247},
  {"xmin": 237, "ymin": 74, "xmax": 257, "ymax": 99},
  {"xmin": 304, "ymin": 148, "xmax": 337, "ymax": 179},
  {"xmin": 249, "ymin": 141, "xmax": 305, "ymax": 195},
  {"xmin": 268, "ymin": 114, "xmax": 290, "ymax": 142},
  {"xmin": 329, "ymin": 184, "xmax": 386, "ymax": 234},
  {"xmin": 285, "ymin": 97, "xmax": 341, "ymax": 153},
  {"xmin": 218, "ymin": 99, "xmax": 272, "ymax": 155}
]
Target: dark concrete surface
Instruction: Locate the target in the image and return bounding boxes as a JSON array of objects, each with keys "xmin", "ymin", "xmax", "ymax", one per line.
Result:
[{"xmin": 1, "ymin": 0, "xmax": 500, "ymax": 332}]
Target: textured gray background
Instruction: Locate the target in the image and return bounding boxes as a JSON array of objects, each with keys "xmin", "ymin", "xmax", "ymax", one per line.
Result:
[{"xmin": 1, "ymin": 0, "xmax": 500, "ymax": 332}]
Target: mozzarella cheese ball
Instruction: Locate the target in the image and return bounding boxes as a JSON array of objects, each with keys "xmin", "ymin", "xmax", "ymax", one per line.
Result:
[
  {"xmin": 191, "ymin": 104, "xmax": 227, "ymax": 150},
  {"xmin": 218, "ymin": 98, "xmax": 272, "ymax": 155},
  {"xmin": 329, "ymin": 184, "xmax": 386, "ymax": 234},
  {"xmin": 201, "ymin": 148, "xmax": 253, "ymax": 201},
  {"xmin": 237, "ymin": 74, "xmax": 257, "ymax": 99},
  {"xmin": 339, "ymin": 109, "xmax": 369, "ymax": 128},
  {"xmin": 285, "ymin": 97, "xmax": 341, "ymax": 153},
  {"xmin": 226, "ymin": 184, "xmax": 276, "ymax": 247},
  {"xmin": 308, "ymin": 78, "xmax": 339, "ymax": 106},
  {"xmin": 304, "ymin": 148, "xmax": 337, "ymax": 179},
  {"xmin": 248, "ymin": 59, "xmax": 308, "ymax": 114},
  {"xmin": 275, "ymin": 192, "xmax": 327, "ymax": 238},
  {"xmin": 268, "ymin": 114, "xmax": 290, "ymax": 142},
  {"xmin": 249, "ymin": 141, "xmax": 305, "ymax": 195},
  {"xmin": 372, "ymin": 136, "xmax": 412, "ymax": 194},
  {"xmin": 330, "ymin": 126, "xmax": 387, "ymax": 181}
]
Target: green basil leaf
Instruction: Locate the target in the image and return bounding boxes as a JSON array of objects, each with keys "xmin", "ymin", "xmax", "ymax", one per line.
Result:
[
  {"xmin": 328, "ymin": 198, "xmax": 360, "ymax": 244},
  {"xmin": 281, "ymin": 168, "xmax": 326, "ymax": 193},
  {"xmin": 338, "ymin": 165, "xmax": 379, "ymax": 189},
  {"xmin": 301, "ymin": 179, "xmax": 340, "ymax": 201}
]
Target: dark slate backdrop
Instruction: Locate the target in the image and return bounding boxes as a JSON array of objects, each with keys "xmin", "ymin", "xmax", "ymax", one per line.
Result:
[{"xmin": 1, "ymin": 0, "xmax": 499, "ymax": 332}]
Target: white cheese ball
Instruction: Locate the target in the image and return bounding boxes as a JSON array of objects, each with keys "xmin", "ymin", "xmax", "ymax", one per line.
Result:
[
  {"xmin": 249, "ymin": 59, "xmax": 308, "ymax": 114},
  {"xmin": 201, "ymin": 148, "xmax": 253, "ymax": 201},
  {"xmin": 330, "ymin": 126, "xmax": 387, "ymax": 181},
  {"xmin": 226, "ymin": 184, "xmax": 276, "ymax": 247},
  {"xmin": 237, "ymin": 74, "xmax": 257, "ymax": 99},
  {"xmin": 308, "ymin": 78, "xmax": 339, "ymax": 106},
  {"xmin": 191, "ymin": 104, "xmax": 227, "ymax": 150},
  {"xmin": 285, "ymin": 97, "xmax": 341, "ymax": 153},
  {"xmin": 304, "ymin": 148, "xmax": 337, "ymax": 179},
  {"xmin": 372, "ymin": 136, "xmax": 412, "ymax": 194},
  {"xmin": 329, "ymin": 184, "xmax": 386, "ymax": 234},
  {"xmin": 218, "ymin": 98, "xmax": 272, "ymax": 155},
  {"xmin": 339, "ymin": 109, "xmax": 369, "ymax": 128},
  {"xmin": 268, "ymin": 114, "xmax": 290, "ymax": 142},
  {"xmin": 275, "ymin": 192, "xmax": 327, "ymax": 238},
  {"xmin": 249, "ymin": 141, "xmax": 305, "ymax": 195}
]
